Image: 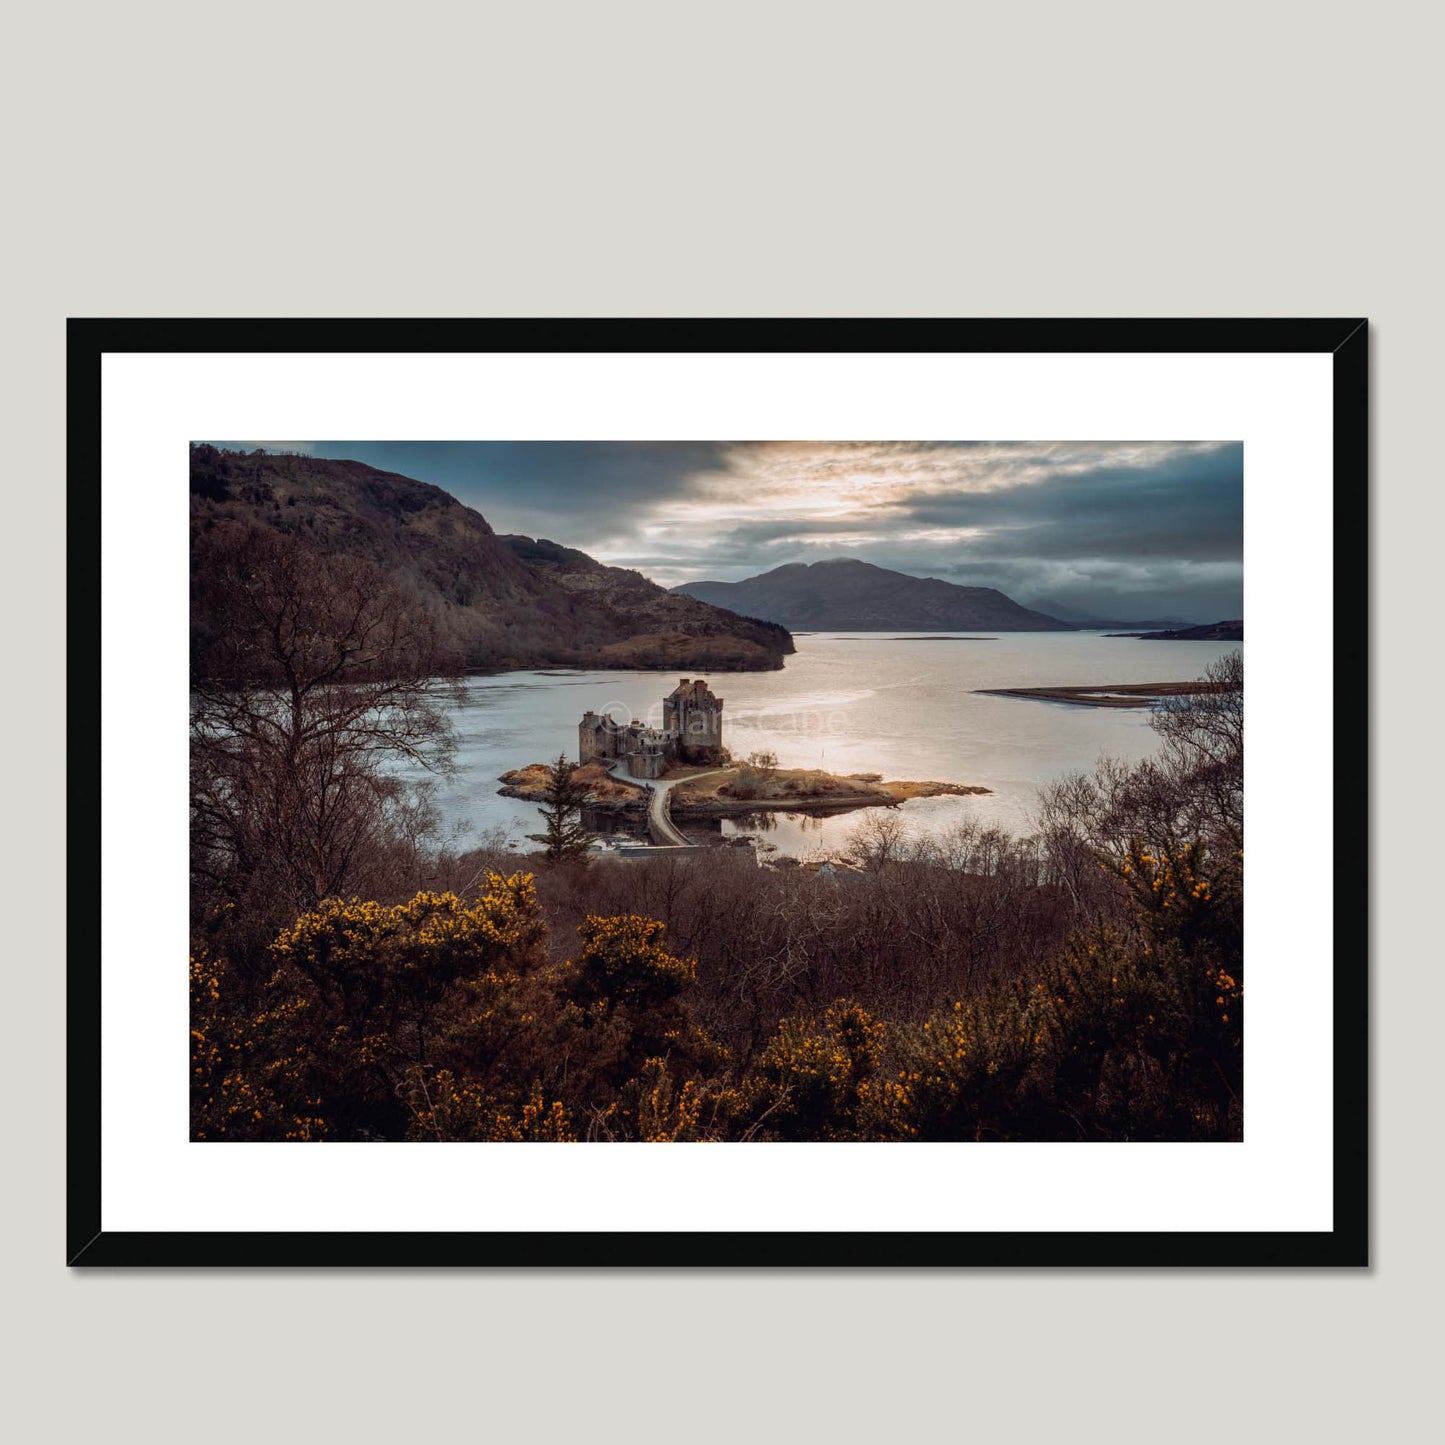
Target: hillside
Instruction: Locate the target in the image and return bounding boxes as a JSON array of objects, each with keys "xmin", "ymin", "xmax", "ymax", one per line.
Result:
[
  {"xmin": 190, "ymin": 447, "xmax": 793, "ymax": 672},
  {"xmin": 1107, "ymin": 620, "xmax": 1244, "ymax": 641},
  {"xmin": 1026, "ymin": 596, "xmax": 1195, "ymax": 631},
  {"xmin": 674, "ymin": 558, "xmax": 1073, "ymax": 632},
  {"xmin": 494, "ymin": 534, "xmax": 793, "ymax": 668}
]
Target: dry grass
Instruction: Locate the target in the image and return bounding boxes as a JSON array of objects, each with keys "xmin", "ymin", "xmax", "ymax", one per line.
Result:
[
  {"xmin": 498, "ymin": 760, "xmax": 644, "ymax": 807},
  {"xmin": 670, "ymin": 765, "xmax": 988, "ymax": 812}
]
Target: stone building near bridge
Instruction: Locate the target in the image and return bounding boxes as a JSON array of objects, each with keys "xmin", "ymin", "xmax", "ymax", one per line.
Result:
[
  {"xmin": 579, "ymin": 678, "xmax": 725, "ymax": 778},
  {"xmin": 577, "ymin": 712, "xmax": 674, "ymax": 779}
]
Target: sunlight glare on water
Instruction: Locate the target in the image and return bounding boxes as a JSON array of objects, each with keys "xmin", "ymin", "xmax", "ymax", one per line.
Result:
[{"xmin": 394, "ymin": 632, "xmax": 1239, "ymax": 859}]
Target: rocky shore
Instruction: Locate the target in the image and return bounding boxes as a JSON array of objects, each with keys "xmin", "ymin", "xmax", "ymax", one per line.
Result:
[{"xmin": 498, "ymin": 761, "xmax": 645, "ymax": 812}]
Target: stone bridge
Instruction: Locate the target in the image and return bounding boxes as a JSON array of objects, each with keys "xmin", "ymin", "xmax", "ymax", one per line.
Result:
[{"xmin": 606, "ymin": 759, "xmax": 729, "ymax": 847}]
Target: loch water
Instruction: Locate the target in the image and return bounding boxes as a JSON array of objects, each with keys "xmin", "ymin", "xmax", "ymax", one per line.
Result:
[{"xmin": 397, "ymin": 631, "xmax": 1240, "ymax": 860}]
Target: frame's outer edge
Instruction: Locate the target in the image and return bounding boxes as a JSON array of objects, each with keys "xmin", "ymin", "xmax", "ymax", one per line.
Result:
[
  {"xmin": 68, "ymin": 1228, "xmax": 1354, "ymax": 1269},
  {"xmin": 67, "ymin": 316, "xmax": 1362, "ymax": 356},
  {"xmin": 1330, "ymin": 319, "xmax": 1370, "ymax": 1266},
  {"xmin": 68, "ymin": 321, "xmax": 105, "ymax": 1266},
  {"xmin": 69, "ymin": 317, "xmax": 1369, "ymax": 1267}
]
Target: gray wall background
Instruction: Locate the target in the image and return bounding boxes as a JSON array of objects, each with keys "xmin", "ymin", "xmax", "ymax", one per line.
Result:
[{"xmin": 6, "ymin": 2, "xmax": 1432, "ymax": 1440}]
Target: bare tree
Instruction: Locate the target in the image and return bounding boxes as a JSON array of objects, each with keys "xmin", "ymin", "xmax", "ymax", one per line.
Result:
[
  {"xmin": 1035, "ymin": 650, "xmax": 1243, "ymax": 898},
  {"xmin": 1151, "ymin": 650, "xmax": 1243, "ymax": 849},
  {"xmin": 191, "ymin": 524, "xmax": 459, "ymax": 926},
  {"xmin": 746, "ymin": 749, "xmax": 779, "ymax": 782},
  {"xmin": 848, "ymin": 810, "xmax": 907, "ymax": 870}
]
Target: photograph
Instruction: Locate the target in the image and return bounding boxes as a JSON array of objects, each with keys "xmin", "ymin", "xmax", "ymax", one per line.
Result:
[{"xmin": 188, "ymin": 437, "xmax": 1245, "ymax": 1146}]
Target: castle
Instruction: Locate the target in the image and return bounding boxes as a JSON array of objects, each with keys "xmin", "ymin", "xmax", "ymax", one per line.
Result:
[{"xmin": 579, "ymin": 678, "xmax": 724, "ymax": 779}]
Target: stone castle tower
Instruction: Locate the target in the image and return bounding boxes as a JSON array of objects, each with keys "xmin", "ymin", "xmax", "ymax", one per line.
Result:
[{"xmin": 664, "ymin": 678, "xmax": 724, "ymax": 763}]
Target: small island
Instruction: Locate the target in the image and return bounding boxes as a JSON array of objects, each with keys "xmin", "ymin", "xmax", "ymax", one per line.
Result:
[
  {"xmin": 669, "ymin": 766, "xmax": 986, "ymax": 816},
  {"xmin": 498, "ymin": 760, "xmax": 987, "ymax": 818},
  {"xmin": 977, "ymin": 680, "xmax": 1229, "ymax": 709},
  {"xmin": 498, "ymin": 676, "xmax": 988, "ymax": 836},
  {"xmin": 499, "ymin": 759, "xmax": 646, "ymax": 813}
]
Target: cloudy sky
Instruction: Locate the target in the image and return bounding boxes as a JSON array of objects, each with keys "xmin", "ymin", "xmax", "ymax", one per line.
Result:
[{"xmin": 221, "ymin": 439, "xmax": 1243, "ymax": 622}]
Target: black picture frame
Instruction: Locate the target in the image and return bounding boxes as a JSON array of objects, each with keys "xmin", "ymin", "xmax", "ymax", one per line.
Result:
[{"xmin": 68, "ymin": 317, "xmax": 1368, "ymax": 1268}]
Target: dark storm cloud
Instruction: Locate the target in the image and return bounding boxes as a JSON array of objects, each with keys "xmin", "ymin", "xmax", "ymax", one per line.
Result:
[
  {"xmin": 212, "ymin": 439, "xmax": 1243, "ymax": 623},
  {"xmin": 896, "ymin": 443, "xmax": 1244, "ymax": 562},
  {"xmin": 670, "ymin": 441, "xmax": 1244, "ymax": 619},
  {"xmin": 299, "ymin": 440, "xmax": 732, "ymax": 540}
]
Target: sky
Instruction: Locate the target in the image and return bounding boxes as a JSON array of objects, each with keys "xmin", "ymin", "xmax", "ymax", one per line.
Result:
[{"xmin": 218, "ymin": 439, "xmax": 1243, "ymax": 622}]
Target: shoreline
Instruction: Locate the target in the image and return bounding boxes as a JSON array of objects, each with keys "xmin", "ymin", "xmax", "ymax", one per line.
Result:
[
  {"xmin": 498, "ymin": 761, "xmax": 990, "ymax": 821},
  {"xmin": 668, "ymin": 788, "xmax": 984, "ymax": 819},
  {"xmin": 977, "ymin": 680, "xmax": 1227, "ymax": 709}
]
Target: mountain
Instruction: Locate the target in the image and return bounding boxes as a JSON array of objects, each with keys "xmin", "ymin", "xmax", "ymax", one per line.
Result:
[
  {"xmin": 189, "ymin": 447, "xmax": 793, "ymax": 672},
  {"xmin": 1107, "ymin": 620, "xmax": 1243, "ymax": 641},
  {"xmin": 673, "ymin": 559, "xmax": 1074, "ymax": 632},
  {"xmin": 492, "ymin": 534, "xmax": 795, "ymax": 667}
]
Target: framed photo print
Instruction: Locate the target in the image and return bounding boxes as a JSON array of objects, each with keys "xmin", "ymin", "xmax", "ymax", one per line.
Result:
[{"xmin": 69, "ymin": 318, "xmax": 1367, "ymax": 1266}]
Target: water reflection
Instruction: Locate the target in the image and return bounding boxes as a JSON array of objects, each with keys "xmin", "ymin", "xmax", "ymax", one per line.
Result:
[{"xmin": 393, "ymin": 632, "xmax": 1237, "ymax": 859}]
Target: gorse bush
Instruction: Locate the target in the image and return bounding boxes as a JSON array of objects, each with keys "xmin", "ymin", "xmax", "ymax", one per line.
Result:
[
  {"xmin": 190, "ymin": 950, "xmax": 325, "ymax": 1141},
  {"xmin": 195, "ymin": 874, "xmax": 740, "ymax": 1141},
  {"xmin": 745, "ymin": 1001, "xmax": 886, "ymax": 1141},
  {"xmin": 193, "ymin": 835, "xmax": 1242, "ymax": 1142},
  {"xmin": 195, "ymin": 875, "xmax": 549, "ymax": 1140}
]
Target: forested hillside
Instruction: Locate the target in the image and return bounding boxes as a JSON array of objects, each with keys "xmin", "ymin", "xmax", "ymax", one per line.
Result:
[{"xmin": 190, "ymin": 446, "xmax": 792, "ymax": 672}]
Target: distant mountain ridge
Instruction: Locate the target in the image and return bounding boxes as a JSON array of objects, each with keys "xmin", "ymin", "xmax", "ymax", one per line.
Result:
[
  {"xmin": 674, "ymin": 559, "xmax": 1074, "ymax": 632},
  {"xmin": 1107, "ymin": 620, "xmax": 1244, "ymax": 641},
  {"xmin": 189, "ymin": 447, "xmax": 793, "ymax": 672},
  {"xmin": 1025, "ymin": 596, "xmax": 1197, "ymax": 631}
]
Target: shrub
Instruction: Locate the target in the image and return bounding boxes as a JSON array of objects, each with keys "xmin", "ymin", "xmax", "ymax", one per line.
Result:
[
  {"xmin": 742, "ymin": 1000, "xmax": 885, "ymax": 1140},
  {"xmin": 197, "ymin": 875, "xmax": 548, "ymax": 1140}
]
